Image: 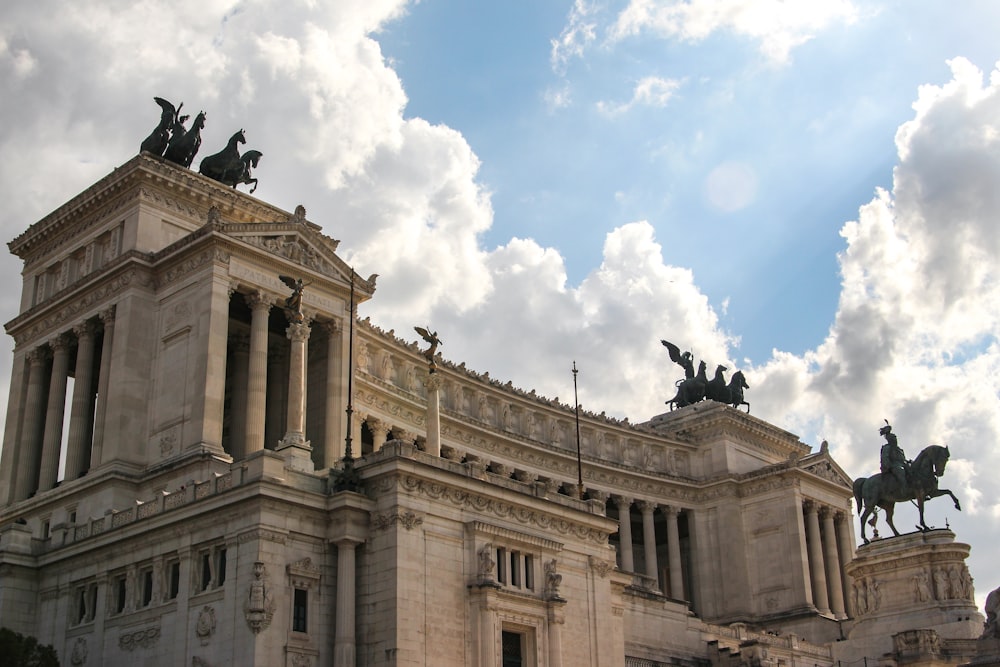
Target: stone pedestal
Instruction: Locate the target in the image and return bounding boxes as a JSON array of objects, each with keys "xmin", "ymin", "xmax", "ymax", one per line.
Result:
[{"xmin": 833, "ymin": 530, "xmax": 983, "ymax": 666}]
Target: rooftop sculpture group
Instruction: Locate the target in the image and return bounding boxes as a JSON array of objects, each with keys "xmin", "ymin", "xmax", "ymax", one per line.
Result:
[
  {"xmin": 853, "ymin": 421, "xmax": 962, "ymax": 544},
  {"xmin": 661, "ymin": 340, "xmax": 749, "ymax": 412},
  {"xmin": 140, "ymin": 96, "xmax": 263, "ymax": 193}
]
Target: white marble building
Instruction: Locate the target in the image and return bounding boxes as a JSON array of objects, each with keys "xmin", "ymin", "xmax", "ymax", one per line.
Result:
[{"xmin": 0, "ymin": 154, "xmax": 983, "ymax": 666}]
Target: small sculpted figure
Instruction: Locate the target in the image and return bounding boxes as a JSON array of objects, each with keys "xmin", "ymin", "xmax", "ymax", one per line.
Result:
[{"xmin": 414, "ymin": 326, "xmax": 442, "ymax": 371}]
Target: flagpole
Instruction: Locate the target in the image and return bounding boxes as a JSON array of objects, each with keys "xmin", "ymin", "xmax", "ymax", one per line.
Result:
[{"xmin": 573, "ymin": 361, "xmax": 584, "ymax": 500}]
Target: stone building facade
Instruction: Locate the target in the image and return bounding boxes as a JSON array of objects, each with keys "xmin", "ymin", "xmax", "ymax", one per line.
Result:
[{"xmin": 0, "ymin": 154, "xmax": 984, "ymax": 666}]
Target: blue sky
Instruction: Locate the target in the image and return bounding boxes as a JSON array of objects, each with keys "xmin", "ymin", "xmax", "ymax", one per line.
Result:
[
  {"xmin": 381, "ymin": 0, "xmax": 1000, "ymax": 361},
  {"xmin": 1, "ymin": 0, "xmax": 1000, "ymax": 606}
]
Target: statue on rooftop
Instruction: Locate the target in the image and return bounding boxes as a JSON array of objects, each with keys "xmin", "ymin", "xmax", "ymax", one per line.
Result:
[
  {"xmin": 199, "ymin": 129, "xmax": 263, "ymax": 193},
  {"xmin": 140, "ymin": 97, "xmax": 180, "ymax": 156},
  {"xmin": 163, "ymin": 109, "xmax": 206, "ymax": 168},
  {"xmin": 853, "ymin": 421, "xmax": 962, "ymax": 544},
  {"xmin": 662, "ymin": 339, "xmax": 750, "ymax": 412},
  {"xmin": 414, "ymin": 326, "xmax": 442, "ymax": 372}
]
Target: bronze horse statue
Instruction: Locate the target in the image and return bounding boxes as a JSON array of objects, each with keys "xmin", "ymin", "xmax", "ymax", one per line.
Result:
[
  {"xmin": 666, "ymin": 361, "xmax": 707, "ymax": 410},
  {"xmin": 727, "ymin": 370, "xmax": 749, "ymax": 412},
  {"xmin": 199, "ymin": 129, "xmax": 246, "ymax": 183},
  {"xmin": 164, "ymin": 110, "xmax": 206, "ymax": 168},
  {"xmin": 853, "ymin": 444, "xmax": 961, "ymax": 544}
]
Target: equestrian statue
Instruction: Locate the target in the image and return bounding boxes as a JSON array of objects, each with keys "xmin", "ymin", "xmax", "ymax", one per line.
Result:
[
  {"xmin": 661, "ymin": 340, "xmax": 749, "ymax": 412},
  {"xmin": 853, "ymin": 420, "xmax": 961, "ymax": 544}
]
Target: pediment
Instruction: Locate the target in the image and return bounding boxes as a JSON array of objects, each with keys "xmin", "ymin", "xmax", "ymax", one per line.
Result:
[
  {"xmin": 800, "ymin": 455, "xmax": 854, "ymax": 489},
  {"xmin": 219, "ymin": 218, "xmax": 374, "ymax": 292}
]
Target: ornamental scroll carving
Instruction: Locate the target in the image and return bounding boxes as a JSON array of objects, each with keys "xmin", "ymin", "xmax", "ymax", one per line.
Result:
[
  {"xmin": 119, "ymin": 627, "xmax": 160, "ymax": 651},
  {"xmin": 589, "ymin": 555, "xmax": 613, "ymax": 578},
  {"xmin": 371, "ymin": 511, "xmax": 424, "ymax": 531}
]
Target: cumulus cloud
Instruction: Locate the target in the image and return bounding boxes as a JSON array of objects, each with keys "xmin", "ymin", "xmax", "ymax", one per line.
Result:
[{"xmin": 610, "ymin": 0, "xmax": 859, "ymax": 63}]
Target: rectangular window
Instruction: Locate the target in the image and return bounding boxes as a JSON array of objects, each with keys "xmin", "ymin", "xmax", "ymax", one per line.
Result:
[
  {"xmin": 76, "ymin": 588, "xmax": 88, "ymax": 624},
  {"xmin": 524, "ymin": 555, "xmax": 534, "ymax": 591},
  {"xmin": 511, "ymin": 551, "xmax": 521, "ymax": 588},
  {"xmin": 201, "ymin": 552, "xmax": 212, "ymax": 591},
  {"xmin": 141, "ymin": 569, "xmax": 154, "ymax": 607},
  {"xmin": 496, "ymin": 547, "xmax": 507, "ymax": 584},
  {"xmin": 41, "ymin": 519, "xmax": 50, "ymax": 540},
  {"xmin": 502, "ymin": 631, "xmax": 524, "ymax": 667},
  {"xmin": 292, "ymin": 588, "xmax": 308, "ymax": 633},
  {"xmin": 115, "ymin": 576, "xmax": 127, "ymax": 614},
  {"xmin": 168, "ymin": 561, "xmax": 180, "ymax": 600},
  {"xmin": 216, "ymin": 548, "xmax": 227, "ymax": 586}
]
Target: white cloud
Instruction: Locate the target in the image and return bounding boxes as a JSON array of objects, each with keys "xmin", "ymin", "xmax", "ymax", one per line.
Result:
[
  {"xmin": 598, "ymin": 76, "xmax": 683, "ymax": 115},
  {"xmin": 610, "ymin": 0, "xmax": 858, "ymax": 64},
  {"xmin": 551, "ymin": 0, "xmax": 600, "ymax": 74}
]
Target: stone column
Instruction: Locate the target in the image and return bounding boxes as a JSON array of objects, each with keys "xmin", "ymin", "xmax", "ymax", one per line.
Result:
[
  {"xmin": 265, "ymin": 344, "xmax": 287, "ymax": 447},
  {"xmin": 0, "ymin": 349, "xmax": 28, "ymax": 503},
  {"xmin": 245, "ymin": 293, "xmax": 270, "ymax": 454},
  {"xmin": 89, "ymin": 308, "xmax": 115, "ymax": 468},
  {"xmin": 637, "ymin": 501, "xmax": 659, "ymax": 585},
  {"xmin": 322, "ymin": 320, "xmax": 344, "ymax": 466},
  {"xmin": 835, "ymin": 511, "xmax": 856, "ymax": 616},
  {"xmin": 278, "ymin": 321, "xmax": 312, "ymax": 470},
  {"xmin": 821, "ymin": 507, "xmax": 846, "ymax": 618},
  {"xmin": 334, "ymin": 539, "xmax": 361, "ymax": 667},
  {"xmin": 368, "ymin": 417, "xmax": 389, "ymax": 452},
  {"xmin": 804, "ymin": 501, "xmax": 830, "ymax": 614},
  {"xmin": 64, "ymin": 322, "xmax": 97, "ymax": 481},
  {"xmin": 228, "ymin": 334, "xmax": 250, "ymax": 461},
  {"xmin": 665, "ymin": 505, "xmax": 684, "ymax": 600},
  {"xmin": 352, "ymin": 411, "xmax": 366, "ymax": 457},
  {"xmin": 39, "ymin": 335, "xmax": 71, "ymax": 491},
  {"xmin": 613, "ymin": 496, "xmax": 634, "ymax": 572},
  {"xmin": 424, "ymin": 373, "xmax": 442, "ymax": 457},
  {"xmin": 15, "ymin": 348, "xmax": 49, "ymax": 500}
]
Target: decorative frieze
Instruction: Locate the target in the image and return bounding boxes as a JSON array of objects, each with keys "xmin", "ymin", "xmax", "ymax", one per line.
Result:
[
  {"xmin": 371, "ymin": 511, "xmax": 424, "ymax": 532},
  {"xmin": 119, "ymin": 626, "xmax": 160, "ymax": 651}
]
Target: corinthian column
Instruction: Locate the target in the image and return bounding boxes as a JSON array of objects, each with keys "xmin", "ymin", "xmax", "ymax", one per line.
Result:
[
  {"xmin": 278, "ymin": 321, "xmax": 312, "ymax": 470},
  {"xmin": 244, "ymin": 293, "xmax": 270, "ymax": 454},
  {"xmin": 15, "ymin": 348, "xmax": 49, "ymax": 500},
  {"xmin": 64, "ymin": 322, "xmax": 97, "ymax": 480},
  {"xmin": 322, "ymin": 319, "xmax": 344, "ymax": 466},
  {"xmin": 424, "ymin": 373, "xmax": 442, "ymax": 456},
  {"xmin": 39, "ymin": 336, "xmax": 71, "ymax": 491},
  {"xmin": 822, "ymin": 507, "xmax": 846, "ymax": 618},
  {"xmin": 613, "ymin": 496, "xmax": 635, "ymax": 572},
  {"xmin": 637, "ymin": 500, "xmax": 660, "ymax": 587},
  {"xmin": 665, "ymin": 505, "xmax": 684, "ymax": 600},
  {"xmin": 89, "ymin": 308, "xmax": 116, "ymax": 468},
  {"xmin": 804, "ymin": 501, "xmax": 830, "ymax": 614}
]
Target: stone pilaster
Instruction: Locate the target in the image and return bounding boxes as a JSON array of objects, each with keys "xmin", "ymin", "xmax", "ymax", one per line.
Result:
[{"xmin": 822, "ymin": 507, "xmax": 847, "ymax": 618}]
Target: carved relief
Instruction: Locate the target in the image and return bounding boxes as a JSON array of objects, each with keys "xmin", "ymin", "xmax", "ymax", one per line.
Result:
[
  {"xmin": 196, "ymin": 606, "xmax": 217, "ymax": 645},
  {"xmin": 589, "ymin": 555, "xmax": 613, "ymax": 579},
  {"xmin": 371, "ymin": 511, "xmax": 424, "ymax": 531},
  {"xmin": 119, "ymin": 627, "xmax": 160, "ymax": 651},
  {"xmin": 244, "ymin": 562, "xmax": 275, "ymax": 634},
  {"xmin": 70, "ymin": 637, "xmax": 88, "ymax": 665}
]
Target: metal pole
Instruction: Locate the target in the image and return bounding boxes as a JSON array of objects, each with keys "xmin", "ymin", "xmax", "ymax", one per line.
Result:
[
  {"xmin": 573, "ymin": 361, "xmax": 584, "ymax": 499},
  {"xmin": 344, "ymin": 269, "xmax": 356, "ymax": 463}
]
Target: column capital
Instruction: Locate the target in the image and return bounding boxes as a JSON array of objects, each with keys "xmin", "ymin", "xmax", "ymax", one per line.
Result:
[
  {"xmin": 635, "ymin": 499, "xmax": 658, "ymax": 513},
  {"xmin": 366, "ymin": 416, "xmax": 388, "ymax": 435},
  {"xmin": 587, "ymin": 489, "xmax": 609, "ymax": 504},
  {"xmin": 72, "ymin": 320, "xmax": 95, "ymax": 339},
  {"xmin": 99, "ymin": 306, "xmax": 116, "ymax": 327},
  {"xmin": 317, "ymin": 318, "xmax": 343, "ymax": 337},
  {"xmin": 424, "ymin": 373, "xmax": 443, "ymax": 391},
  {"xmin": 663, "ymin": 504, "xmax": 680, "ymax": 517},
  {"xmin": 803, "ymin": 499, "xmax": 819, "ymax": 514},
  {"xmin": 819, "ymin": 505, "xmax": 834, "ymax": 520},
  {"xmin": 27, "ymin": 346, "xmax": 49, "ymax": 364},
  {"xmin": 244, "ymin": 291, "xmax": 274, "ymax": 312},
  {"xmin": 49, "ymin": 333, "xmax": 71, "ymax": 352},
  {"xmin": 611, "ymin": 495, "xmax": 633, "ymax": 509},
  {"xmin": 286, "ymin": 321, "xmax": 311, "ymax": 342}
]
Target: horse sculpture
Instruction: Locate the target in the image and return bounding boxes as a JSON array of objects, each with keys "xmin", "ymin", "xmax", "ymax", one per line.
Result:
[
  {"xmin": 164, "ymin": 110, "xmax": 205, "ymax": 168},
  {"xmin": 853, "ymin": 444, "xmax": 961, "ymax": 544},
  {"xmin": 199, "ymin": 129, "xmax": 246, "ymax": 183},
  {"xmin": 225, "ymin": 150, "xmax": 262, "ymax": 193},
  {"xmin": 140, "ymin": 97, "xmax": 179, "ymax": 156},
  {"xmin": 727, "ymin": 370, "xmax": 749, "ymax": 412},
  {"xmin": 666, "ymin": 361, "xmax": 707, "ymax": 410}
]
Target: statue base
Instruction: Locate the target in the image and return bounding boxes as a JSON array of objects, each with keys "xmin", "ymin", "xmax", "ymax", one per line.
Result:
[{"xmin": 833, "ymin": 530, "xmax": 983, "ymax": 667}]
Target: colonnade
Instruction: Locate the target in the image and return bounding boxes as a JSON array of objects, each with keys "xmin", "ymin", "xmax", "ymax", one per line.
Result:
[
  {"xmin": 1, "ymin": 309, "xmax": 114, "ymax": 503},
  {"xmin": 802, "ymin": 500, "xmax": 853, "ymax": 619},
  {"xmin": 611, "ymin": 496, "xmax": 689, "ymax": 600}
]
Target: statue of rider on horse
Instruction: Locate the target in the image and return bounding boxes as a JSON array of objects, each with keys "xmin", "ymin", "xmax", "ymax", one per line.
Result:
[{"xmin": 854, "ymin": 420, "xmax": 961, "ymax": 544}]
